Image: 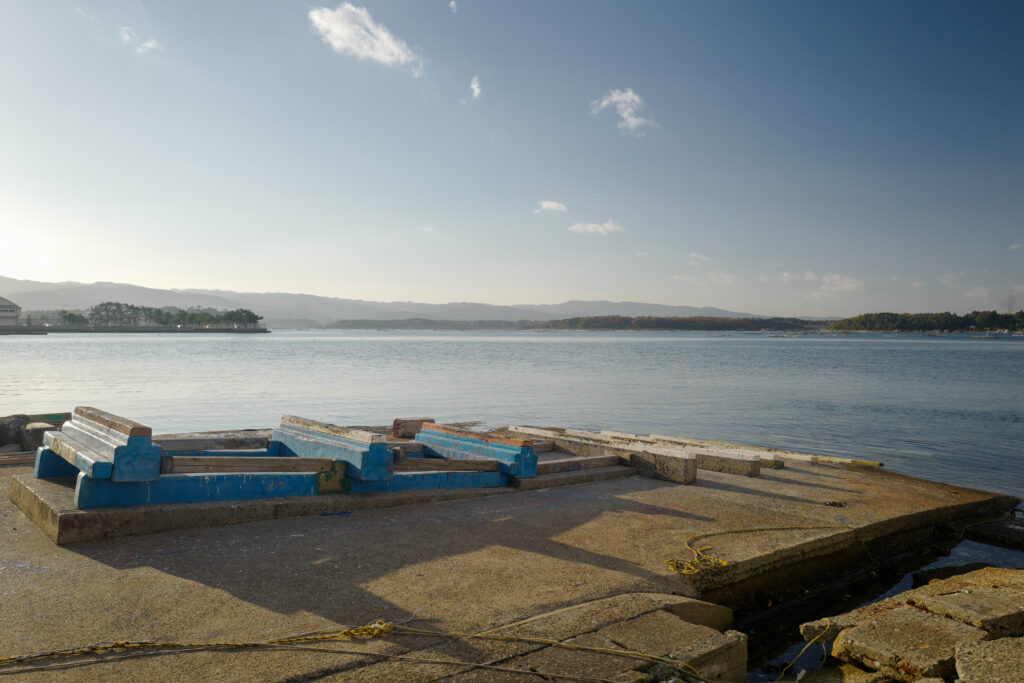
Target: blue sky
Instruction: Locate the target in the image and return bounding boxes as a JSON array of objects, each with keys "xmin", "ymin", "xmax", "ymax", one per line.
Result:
[{"xmin": 1, "ymin": 1, "xmax": 1021, "ymax": 316}]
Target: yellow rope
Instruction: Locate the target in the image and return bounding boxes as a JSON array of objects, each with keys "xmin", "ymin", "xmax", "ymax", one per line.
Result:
[
  {"xmin": 775, "ymin": 618, "xmax": 830, "ymax": 681},
  {"xmin": 666, "ymin": 525, "xmax": 852, "ymax": 576},
  {"xmin": 0, "ymin": 620, "xmax": 393, "ymax": 667}
]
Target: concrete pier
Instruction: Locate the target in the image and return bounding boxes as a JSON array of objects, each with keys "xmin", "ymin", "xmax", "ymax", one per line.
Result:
[{"xmin": 2, "ymin": 449, "xmax": 1018, "ymax": 680}]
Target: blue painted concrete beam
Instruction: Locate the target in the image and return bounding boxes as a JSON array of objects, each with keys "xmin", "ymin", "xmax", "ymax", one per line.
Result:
[
  {"xmin": 271, "ymin": 425, "xmax": 393, "ymax": 481},
  {"xmin": 414, "ymin": 426, "xmax": 537, "ymax": 478},
  {"xmin": 73, "ymin": 470, "xmax": 322, "ymax": 509}
]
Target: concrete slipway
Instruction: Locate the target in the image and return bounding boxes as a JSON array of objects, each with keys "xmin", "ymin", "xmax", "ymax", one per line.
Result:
[{"xmin": 0, "ymin": 443, "xmax": 1019, "ymax": 681}]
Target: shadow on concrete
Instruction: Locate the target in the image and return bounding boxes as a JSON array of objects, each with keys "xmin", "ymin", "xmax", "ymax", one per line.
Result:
[
  {"xmin": 694, "ymin": 478, "xmax": 839, "ymax": 505},
  {"xmin": 757, "ymin": 472, "xmax": 859, "ymax": 493},
  {"xmin": 70, "ymin": 477, "xmax": 706, "ymax": 664}
]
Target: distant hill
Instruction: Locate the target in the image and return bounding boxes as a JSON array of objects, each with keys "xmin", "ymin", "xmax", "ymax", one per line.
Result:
[{"xmin": 0, "ymin": 275, "xmax": 759, "ymax": 327}]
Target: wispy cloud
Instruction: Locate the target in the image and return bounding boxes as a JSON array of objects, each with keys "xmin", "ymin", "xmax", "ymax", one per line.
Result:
[
  {"xmin": 774, "ymin": 270, "xmax": 863, "ymax": 298},
  {"xmin": 119, "ymin": 26, "xmax": 164, "ymax": 54},
  {"xmin": 671, "ymin": 271, "xmax": 737, "ymax": 288},
  {"xmin": 910, "ymin": 281, "xmax": 922, "ymax": 289},
  {"xmin": 309, "ymin": 3, "xmax": 423, "ymax": 77},
  {"xmin": 964, "ymin": 287, "xmax": 990, "ymax": 298},
  {"xmin": 137, "ymin": 39, "xmax": 164, "ymax": 54},
  {"xmin": 1012, "ymin": 243, "xmax": 1022, "ymax": 250},
  {"xmin": 937, "ymin": 273, "xmax": 958, "ymax": 287},
  {"xmin": 449, "ymin": 1, "xmax": 457, "ymax": 13},
  {"xmin": 470, "ymin": 75, "xmax": 480, "ymax": 100},
  {"xmin": 417, "ymin": 225, "xmax": 436, "ymax": 233},
  {"xmin": 688, "ymin": 252, "xmax": 709, "ymax": 267},
  {"xmin": 568, "ymin": 219, "xmax": 623, "ymax": 235},
  {"xmin": 533, "ymin": 200, "xmax": 567, "ymax": 214},
  {"xmin": 590, "ymin": 89, "xmax": 657, "ymax": 136}
]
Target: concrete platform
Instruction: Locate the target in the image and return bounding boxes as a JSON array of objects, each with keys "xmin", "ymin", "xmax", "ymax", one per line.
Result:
[{"xmin": 1, "ymin": 461, "xmax": 1018, "ymax": 681}]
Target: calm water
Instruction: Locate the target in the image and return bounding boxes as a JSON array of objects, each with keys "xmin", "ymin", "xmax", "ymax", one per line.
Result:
[{"xmin": 1, "ymin": 330, "xmax": 1021, "ymax": 495}]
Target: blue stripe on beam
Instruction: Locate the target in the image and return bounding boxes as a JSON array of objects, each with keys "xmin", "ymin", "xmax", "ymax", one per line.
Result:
[{"xmin": 73, "ymin": 471, "xmax": 322, "ymax": 509}]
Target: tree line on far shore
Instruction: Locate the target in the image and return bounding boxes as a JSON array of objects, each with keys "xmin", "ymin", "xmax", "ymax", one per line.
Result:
[
  {"xmin": 54, "ymin": 301, "xmax": 263, "ymax": 328},
  {"xmin": 536, "ymin": 316, "xmax": 821, "ymax": 331},
  {"xmin": 830, "ymin": 310, "xmax": 1024, "ymax": 332}
]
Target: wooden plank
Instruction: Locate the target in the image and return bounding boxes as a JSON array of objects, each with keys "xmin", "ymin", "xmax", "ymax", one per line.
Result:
[
  {"xmin": 394, "ymin": 457, "xmax": 500, "ymax": 472},
  {"xmin": 161, "ymin": 455, "xmax": 333, "ymax": 474},
  {"xmin": 279, "ymin": 415, "xmax": 384, "ymax": 443},
  {"xmin": 73, "ymin": 406, "xmax": 151, "ymax": 437}
]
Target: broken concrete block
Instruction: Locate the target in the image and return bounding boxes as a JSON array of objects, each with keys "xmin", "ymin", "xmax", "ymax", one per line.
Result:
[
  {"xmin": 627, "ymin": 444, "xmax": 697, "ymax": 485},
  {"xmin": 909, "ymin": 587, "xmax": 1024, "ymax": 637},
  {"xmin": 799, "ymin": 663, "xmax": 893, "ymax": 682},
  {"xmin": 955, "ymin": 635, "xmax": 1024, "ymax": 682},
  {"xmin": 391, "ymin": 417, "xmax": 435, "ymax": 438},
  {"xmin": 801, "ymin": 567, "xmax": 1024, "ymax": 641},
  {"xmin": 599, "ymin": 611, "xmax": 746, "ymax": 682},
  {"xmin": 661, "ymin": 597, "xmax": 734, "ymax": 632},
  {"xmin": 832, "ymin": 606, "xmax": 988, "ymax": 681},
  {"xmin": 689, "ymin": 447, "xmax": 761, "ymax": 477}
]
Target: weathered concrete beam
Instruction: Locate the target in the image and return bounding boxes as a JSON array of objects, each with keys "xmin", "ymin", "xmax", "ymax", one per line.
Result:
[
  {"xmin": 688, "ymin": 447, "xmax": 761, "ymax": 477},
  {"xmin": 625, "ymin": 443, "xmax": 698, "ymax": 485}
]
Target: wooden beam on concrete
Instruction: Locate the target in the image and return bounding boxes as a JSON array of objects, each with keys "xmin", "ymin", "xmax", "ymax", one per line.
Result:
[
  {"xmin": 394, "ymin": 457, "xmax": 500, "ymax": 472},
  {"xmin": 161, "ymin": 455, "xmax": 334, "ymax": 474},
  {"xmin": 0, "ymin": 451, "xmax": 36, "ymax": 466}
]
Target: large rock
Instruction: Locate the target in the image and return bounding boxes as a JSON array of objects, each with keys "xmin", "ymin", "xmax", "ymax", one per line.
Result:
[{"xmin": 0, "ymin": 414, "xmax": 29, "ymax": 448}]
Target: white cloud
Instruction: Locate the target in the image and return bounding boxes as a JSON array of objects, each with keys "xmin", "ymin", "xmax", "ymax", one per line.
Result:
[
  {"xmin": 910, "ymin": 281, "xmax": 922, "ymax": 289},
  {"xmin": 417, "ymin": 225, "xmax": 436, "ymax": 233},
  {"xmin": 119, "ymin": 26, "xmax": 163, "ymax": 54},
  {"xmin": 568, "ymin": 219, "xmax": 623, "ymax": 235},
  {"xmin": 590, "ymin": 88, "xmax": 657, "ymax": 135},
  {"xmin": 449, "ymin": 1, "xmax": 457, "ymax": 13},
  {"xmin": 470, "ymin": 75, "xmax": 480, "ymax": 100},
  {"xmin": 816, "ymin": 273, "xmax": 863, "ymax": 295},
  {"xmin": 532, "ymin": 200, "xmax": 567, "ymax": 214},
  {"xmin": 1012, "ymin": 244, "xmax": 1022, "ymax": 250},
  {"xmin": 688, "ymin": 252, "xmax": 709, "ymax": 267},
  {"xmin": 309, "ymin": 3, "xmax": 423, "ymax": 77},
  {"xmin": 671, "ymin": 271, "xmax": 737, "ymax": 288},
  {"xmin": 136, "ymin": 39, "xmax": 164, "ymax": 54}
]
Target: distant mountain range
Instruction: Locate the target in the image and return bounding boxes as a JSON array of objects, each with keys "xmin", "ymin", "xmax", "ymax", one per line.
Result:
[{"xmin": 0, "ymin": 275, "xmax": 759, "ymax": 327}]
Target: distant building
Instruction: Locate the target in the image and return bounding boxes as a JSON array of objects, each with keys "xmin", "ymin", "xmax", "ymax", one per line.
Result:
[{"xmin": 0, "ymin": 296, "xmax": 20, "ymax": 326}]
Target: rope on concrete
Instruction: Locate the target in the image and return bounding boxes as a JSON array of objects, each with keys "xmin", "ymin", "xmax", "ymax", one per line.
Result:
[
  {"xmin": 665, "ymin": 525, "xmax": 853, "ymax": 576},
  {"xmin": 0, "ymin": 619, "xmax": 711, "ymax": 681}
]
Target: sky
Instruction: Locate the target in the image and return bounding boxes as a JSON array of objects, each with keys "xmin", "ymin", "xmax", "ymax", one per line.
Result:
[{"xmin": 0, "ymin": 1, "xmax": 1021, "ymax": 317}]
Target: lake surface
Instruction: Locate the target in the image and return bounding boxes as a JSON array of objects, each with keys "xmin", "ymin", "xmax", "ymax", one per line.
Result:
[{"xmin": 2, "ymin": 330, "xmax": 1021, "ymax": 496}]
